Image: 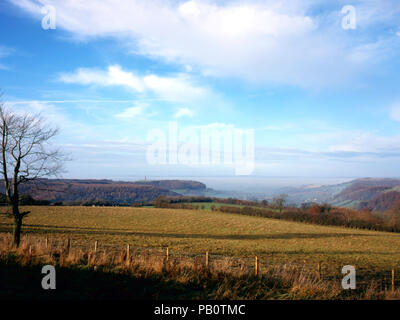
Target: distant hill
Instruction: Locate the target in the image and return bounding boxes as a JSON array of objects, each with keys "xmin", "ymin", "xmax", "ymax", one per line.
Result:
[
  {"xmin": 5, "ymin": 177, "xmax": 400, "ymax": 211},
  {"xmin": 281, "ymin": 178, "xmax": 400, "ymax": 211},
  {"xmin": 328, "ymin": 178, "xmax": 400, "ymax": 211},
  {"xmin": 0, "ymin": 179, "xmax": 181, "ymax": 205},
  {"xmin": 359, "ymin": 190, "xmax": 400, "ymax": 212},
  {"xmin": 276, "ymin": 182, "xmax": 350, "ymax": 205},
  {"xmin": 134, "ymin": 180, "xmax": 206, "ymax": 192}
]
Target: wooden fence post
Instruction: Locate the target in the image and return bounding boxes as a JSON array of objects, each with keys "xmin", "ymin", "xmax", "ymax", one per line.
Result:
[
  {"xmin": 166, "ymin": 247, "xmax": 169, "ymax": 262},
  {"xmin": 94, "ymin": 241, "xmax": 98, "ymax": 253},
  {"xmin": 317, "ymin": 262, "xmax": 321, "ymax": 283},
  {"xmin": 126, "ymin": 244, "xmax": 130, "ymax": 265},
  {"xmin": 255, "ymin": 256, "xmax": 259, "ymax": 276},
  {"xmin": 392, "ymin": 269, "xmax": 395, "ymax": 293},
  {"xmin": 45, "ymin": 236, "xmax": 48, "ymax": 248},
  {"xmin": 206, "ymin": 251, "xmax": 209, "ymax": 269}
]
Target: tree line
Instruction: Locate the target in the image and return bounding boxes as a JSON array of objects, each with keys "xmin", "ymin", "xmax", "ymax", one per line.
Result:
[{"xmin": 153, "ymin": 195, "xmax": 400, "ymax": 233}]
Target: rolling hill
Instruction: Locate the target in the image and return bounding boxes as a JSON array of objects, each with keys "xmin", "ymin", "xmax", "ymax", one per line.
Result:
[
  {"xmin": 3, "ymin": 177, "xmax": 400, "ymax": 211},
  {"xmin": 134, "ymin": 179, "xmax": 207, "ymax": 194},
  {"xmin": 0, "ymin": 179, "xmax": 181, "ymax": 205},
  {"xmin": 281, "ymin": 178, "xmax": 400, "ymax": 211}
]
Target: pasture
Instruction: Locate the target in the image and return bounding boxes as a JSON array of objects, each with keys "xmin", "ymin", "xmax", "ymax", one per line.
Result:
[{"xmin": 1, "ymin": 206, "xmax": 400, "ymax": 275}]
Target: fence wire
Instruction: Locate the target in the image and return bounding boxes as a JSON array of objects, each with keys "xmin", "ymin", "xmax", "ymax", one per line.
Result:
[{"xmin": 1, "ymin": 232, "xmax": 399, "ymax": 292}]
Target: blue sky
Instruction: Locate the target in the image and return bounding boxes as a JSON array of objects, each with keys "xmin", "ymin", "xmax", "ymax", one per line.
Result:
[{"xmin": 1, "ymin": 0, "xmax": 400, "ymax": 180}]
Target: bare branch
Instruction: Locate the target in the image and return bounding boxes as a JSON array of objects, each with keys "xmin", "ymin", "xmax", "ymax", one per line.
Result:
[{"xmin": 0, "ymin": 93, "xmax": 69, "ymax": 212}]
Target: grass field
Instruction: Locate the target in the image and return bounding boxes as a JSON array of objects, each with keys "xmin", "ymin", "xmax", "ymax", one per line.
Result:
[
  {"xmin": 1, "ymin": 205, "xmax": 400, "ymax": 276},
  {"xmin": 188, "ymin": 202, "xmax": 281, "ymax": 212},
  {"xmin": 188, "ymin": 202, "xmax": 248, "ymax": 210}
]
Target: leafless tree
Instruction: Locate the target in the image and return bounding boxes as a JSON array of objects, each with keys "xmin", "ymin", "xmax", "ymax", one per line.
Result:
[
  {"xmin": 0, "ymin": 93, "xmax": 67, "ymax": 246},
  {"xmin": 272, "ymin": 194, "xmax": 288, "ymax": 213}
]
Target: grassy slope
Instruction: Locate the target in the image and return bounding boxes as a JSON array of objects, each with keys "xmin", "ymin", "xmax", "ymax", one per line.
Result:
[
  {"xmin": 188, "ymin": 202, "xmax": 247, "ymax": 209},
  {"xmin": 1, "ymin": 206, "xmax": 400, "ymax": 273},
  {"xmin": 188, "ymin": 202, "xmax": 281, "ymax": 212}
]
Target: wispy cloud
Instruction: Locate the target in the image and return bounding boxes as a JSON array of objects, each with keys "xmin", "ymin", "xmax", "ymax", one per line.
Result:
[
  {"xmin": 115, "ymin": 103, "xmax": 157, "ymax": 120},
  {"xmin": 300, "ymin": 129, "xmax": 400, "ymax": 154},
  {"xmin": 174, "ymin": 107, "xmax": 194, "ymax": 118},
  {"xmin": 60, "ymin": 65, "xmax": 145, "ymax": 92},
  {"xmin": 3, "ymin": 100, "xmax": 99, "ymax": 142},
  {"xmin": 59, "ymin": 65, "xmax": 209, "ymax": 103}
]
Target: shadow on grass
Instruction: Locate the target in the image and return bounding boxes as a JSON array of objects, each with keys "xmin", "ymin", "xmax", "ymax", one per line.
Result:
[{"xmin": 0, "ymin": 261, "xmax": 205, "ymax": 300}]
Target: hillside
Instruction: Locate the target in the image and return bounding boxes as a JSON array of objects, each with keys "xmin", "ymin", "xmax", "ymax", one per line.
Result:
[
  {"xmin": 3, "ymin": 177, "xmax": 400, "ymax": 211},
  {"xmin": 281, "ymin": 178, "xmax": 400, "ymax": 211},
  {"xmin": 0, "ymin": 179, "xmax": 180, "ymax": 205},
  {"xmin": 358, "ymin": 191, "xmax": 400, "ymax": 212},
  {"xmin": 134, "ymin": 179, "xmax": 206, "ymax": 193},
  {"xmin": 277, "ymin": 183, "xmax": 349, "ymax": 205},
  {"xmin": 330, "ymin": 178, "xmax": 400, "ymax": 211}
]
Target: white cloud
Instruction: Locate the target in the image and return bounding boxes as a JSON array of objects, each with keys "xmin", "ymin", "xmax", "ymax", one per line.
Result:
[
  {"xmin": 174, "ymin": 107, "xmax": 194, "ymax": 118},
  {"xmin": 59, "ymin": 65, "xmax": 208, "ymax": 102},
  {"xmin": 115, "ymin": 106, "xmax": 144, "ymax": 119},
  {"xmin": 176, "ymin": 0, "xmax": 314, "ymax": 38},
  {"xmin": 115, "ymin": 103, "xmax": 156, "ymax": 119},
  {"xmin": 6, "ymin": 100, "xmax": 64, "ymax": 121},
  {"xmin": 11, "ymin": 0, "xmax": 399, "ymax": 87},
  {"xmin": 4, "ymin": 100, "xmax": 93, "ymax": 139},
  {"xmin": 143, "ymin": 74, "xmax": 207, "ymax": 102},
  {"xmin": 59, "ymin": 65, "xmax": 143, "ymax": 92}
]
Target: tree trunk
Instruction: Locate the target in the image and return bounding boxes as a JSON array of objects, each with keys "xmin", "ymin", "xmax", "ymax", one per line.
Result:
[{"xmin": 12, "ymin": 206, "xmax": 22, "ymax": 247}]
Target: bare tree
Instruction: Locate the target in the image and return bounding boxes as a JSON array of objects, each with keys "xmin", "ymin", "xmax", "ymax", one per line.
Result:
[
  {"xmin": 272, "ymin": 194, "xmax": 288, "ymax": 213},
  {"xmin": 0, "ymin": 94, "xmax": 66, "ymax": 246}
]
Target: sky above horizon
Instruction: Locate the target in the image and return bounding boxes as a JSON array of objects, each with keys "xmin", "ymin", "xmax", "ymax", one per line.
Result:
[{"xmin": 1, "ymin": 0, "xmax": 400, "ymax": 180}]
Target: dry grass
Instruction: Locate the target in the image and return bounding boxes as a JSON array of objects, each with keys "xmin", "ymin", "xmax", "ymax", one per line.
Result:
[
  {"xmin": 1, "ymin": 206, "xmax": 400, "ymax": 299},
  {"xmin": 1, "ymin": 233, "xmax": 400, "ymax": 300},
  {"xmin": 1, "ymin": 206, "xmax": 400, "ymax": 271}
]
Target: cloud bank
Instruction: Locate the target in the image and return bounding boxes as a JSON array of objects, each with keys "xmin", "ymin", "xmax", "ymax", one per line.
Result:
[{"xmin": 11, "ymin": 0, "xmax": 400, "ymax": 87}]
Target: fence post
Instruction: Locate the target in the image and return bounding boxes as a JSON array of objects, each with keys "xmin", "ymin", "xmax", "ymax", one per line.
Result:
[
  {"xmin": 28, "ymin": 245, "xmax": 32, "ymax": 257},
  {"xmin": 166, "ymin": 247, "xmax": 169, "ymax": 262},
  {"xmin": 94, "ymin": 241, "xmax": 98, "ymax": 253},
  {"xmin": 126, "ymin": 244, "xmax": 130, "ymax": 265},
  {"xmin": 206, "ymin": 251, "xmax": 209, "ymax": 269},
  {"xmin": 317, "ymin": 262, "xmax": 321, "ymax": 283},
  {"xmin": 66, "ymin": 237, "xmax": 71, "ymax": 253},
  {"xmin": 45, "ymin": 236, "xmax": 48, "ymax": 248},
  {"xmin": 255, "ymin": 256, "xmax": 259, "ymax": 276},
  {"xmin": 392, "ymin": 269, "xmax": 395, "ymax": 293}
]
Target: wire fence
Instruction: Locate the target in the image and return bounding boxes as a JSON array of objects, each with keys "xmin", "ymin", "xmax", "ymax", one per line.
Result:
[{"xmin": 1, "ymin": 232, "xmax": 399, "ymax": 292}]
